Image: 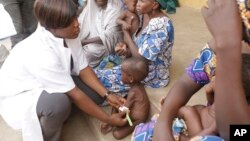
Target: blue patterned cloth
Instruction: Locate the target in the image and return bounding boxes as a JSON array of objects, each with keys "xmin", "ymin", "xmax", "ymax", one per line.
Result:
[
  {"xmin": 190, "ymin": 136, "xmax": 224, "ymax": 141},
  {"xmin": 186, "ymin": 44, "xmax": 216, "ymax": 85},
  {"xmin": 94, "ymin": 65, "xmax": 130, "ymax": 96},
  {"xmin": 95, "ymin": 54, "xmax": 122, "ymax": 70},
  {"xmin": 132, "ymin": 115, "xmax": 158, "ymax": 141},
  {"xmin": 136, "ymin": 17, "xmax": 174, "ymax": 88},
  {"xmin": 131, "ymin": 115, "xmax": 224, "ymax": 141},
  {"xmin": 95, "ymin": 16, "xmax": 174, "ymax": 93},
  {"xmin": 172, "ymin": 118, "xmax": 187, "ymax": 140}
]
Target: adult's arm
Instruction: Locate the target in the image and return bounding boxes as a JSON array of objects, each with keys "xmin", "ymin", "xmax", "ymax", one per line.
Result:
[
  {"xmin": 79, "ymin": 66, "xmax": 126, "ymax": 109},
  {"xmin": 202, "ymin": 0, "xmax": 250, "ymax": 140},
  {"xmin": 123, "ymin": 30, "xmax": 145, "ymax": 59},
  {"xmin": 66, "ymin": 86, "xmax": 126, "ymax": 126},
  {"xmin": 152, "ymin": 74, "xmax": 203, "ymax": 141}
]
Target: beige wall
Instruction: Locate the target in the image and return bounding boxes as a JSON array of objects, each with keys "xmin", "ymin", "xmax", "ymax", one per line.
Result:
[{"xmin": 179, "ymin": 0, "xmax": 207, "ymax": 9}]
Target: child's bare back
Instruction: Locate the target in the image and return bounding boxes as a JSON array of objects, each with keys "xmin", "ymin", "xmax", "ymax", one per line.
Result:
[
  {"xmin": 126, "ymin": 84, "xmax": 150, "ymax": 122},
  {"xmin": 111, "ymin": 84, "xmax": 150, "ymax": 139}
]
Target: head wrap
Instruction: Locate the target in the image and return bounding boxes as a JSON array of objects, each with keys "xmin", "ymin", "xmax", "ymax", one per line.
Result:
[
  {"xmin": 156, "ymin": 0, "xmax": 176, "ymax": 14},
  {"xmin": 237, "ymin": 0, "xmax": 250, "ymax": 46}
]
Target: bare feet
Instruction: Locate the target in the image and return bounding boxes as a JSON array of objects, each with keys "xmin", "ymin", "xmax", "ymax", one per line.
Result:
[{"xmin": 100, "ymin": 122, "xmax": 113, "ymax": 134}]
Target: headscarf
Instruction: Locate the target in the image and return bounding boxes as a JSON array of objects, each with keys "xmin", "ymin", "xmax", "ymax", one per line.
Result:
[
  {"xmin": 237, "ymin": 0, "xmax": 250, "ymax": 46},
  {"xmin": 156, "ymin": 0, "xmax": 176, "ymax": 14}
]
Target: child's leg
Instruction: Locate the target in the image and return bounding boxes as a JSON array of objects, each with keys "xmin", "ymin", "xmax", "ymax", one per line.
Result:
[
  {"xmin": 178, "ymin": 105, "xmax": 205, "ymax": 136},
  {"xmin": 112, "ymin": 120, "xmax": 141, "ymax": 140},
  {"xmin": 100, "ymin": 107, "xmax": 117, "ymax": 134}
]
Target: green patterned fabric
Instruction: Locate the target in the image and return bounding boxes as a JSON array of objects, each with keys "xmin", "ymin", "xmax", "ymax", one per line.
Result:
[{"xmin": 156, "ymin": 0, "xmax": 176, "ymax": 14}]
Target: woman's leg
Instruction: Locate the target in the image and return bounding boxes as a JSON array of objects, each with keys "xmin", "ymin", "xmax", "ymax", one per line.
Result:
[{"xmin": 36, "ymin": 91, "xmax": 72, "ymax": 141}]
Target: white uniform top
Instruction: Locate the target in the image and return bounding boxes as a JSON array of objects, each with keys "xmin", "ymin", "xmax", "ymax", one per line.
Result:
[{"xmin": 0, "ymin": 25, "xmax": 88, "ymax": 141}]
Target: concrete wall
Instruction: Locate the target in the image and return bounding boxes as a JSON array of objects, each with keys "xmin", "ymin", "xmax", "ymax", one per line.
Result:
[{"xmin": 179, "ymin": 0, "xmax": 207, "ymax": 9}]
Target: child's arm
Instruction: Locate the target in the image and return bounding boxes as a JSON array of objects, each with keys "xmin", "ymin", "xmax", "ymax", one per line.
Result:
[
  {"xmin": 116, "ymin": 12, "xmax": 133, "ymax": 31},
  {"xmin": 202, "ymin": 0, "xmax": 250, "ymax": 140},
  {"xmin": 123, "ymin": 30, "xmax": 145, "ymax": 60}
]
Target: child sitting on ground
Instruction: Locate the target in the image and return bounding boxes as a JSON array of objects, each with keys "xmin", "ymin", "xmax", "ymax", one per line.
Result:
[
  {"xmin": 160, "ymin": 52, "xmax": 250, "ymax": 141},
  {"xmin": 115, "ymin": 0, "xmax": 139, "ymax": 57},
  {"xmin": 100, "ymin": 57, "xmax": 150, "ymax": 139},
  {"xmin": 172, "ymin": 80, "xmax": 217, "ymax": 141}
]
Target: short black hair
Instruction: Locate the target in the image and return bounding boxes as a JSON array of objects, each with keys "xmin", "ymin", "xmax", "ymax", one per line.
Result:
[
  {"xmin": 34, "ymin": 0, "xmax": 78, "ymax": 29},
  {"xmin": 122, "ymin": 57, "xmax": 149, "ymax": 82}
]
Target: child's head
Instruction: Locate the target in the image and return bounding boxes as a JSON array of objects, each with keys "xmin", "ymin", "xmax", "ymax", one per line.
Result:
[
  {"xmin": 124, "ymin": 0, "xmax": 137, "ymax": 13},
  {"xmin": 121, "ymin": 57, "xmax": 148, "ymax": 84},
  {"xmin": 95, "ymin": 0, "xmax": 108, "ymax": 8}
]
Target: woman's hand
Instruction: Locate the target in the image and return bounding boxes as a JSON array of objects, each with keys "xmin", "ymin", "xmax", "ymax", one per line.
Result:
[
  {"xmin": 108, "ymin": 111, "xmax": 127, "ymax": 126},
  {"xmin": 107, "ymin": 94, "xmax": 126, "ymax": 109},
  {"xmin": 115, "ymin": 42, "xmax": 131, "ymax": 57},
  {"xmin": 115, "ymin": 42, "xmax": 127, "ymax": 55},
  {"xmin": 122, "ymin": 22, "xmax": 131, "ymax": 31}
]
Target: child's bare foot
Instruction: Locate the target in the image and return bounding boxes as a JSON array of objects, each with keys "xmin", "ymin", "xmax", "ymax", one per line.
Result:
[{"xmin": 100, "ymin": 122, "xmax": 113, "ymax": 134}]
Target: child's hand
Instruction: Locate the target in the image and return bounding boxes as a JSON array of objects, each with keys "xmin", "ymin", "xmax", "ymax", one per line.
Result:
[
  {"xmin": 115, "ymin": 42, "xmax": 127, "ymax": 56},
  {"xmin": 109, "ymin": 111, "xmax": 127, "ymax": 126},
  {"xmin": 202, "ymin": 0, "xmax": 242, "ymax": 50}
]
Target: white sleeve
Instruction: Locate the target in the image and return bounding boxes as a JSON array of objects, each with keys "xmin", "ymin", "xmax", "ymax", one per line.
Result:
[
  {"xmin": 66, "ymin": 38, "xmax": 88, "ymax": 75},
  {"xmin": 28, "ymin": 49, "xmax": 75, "ymax": 94}
]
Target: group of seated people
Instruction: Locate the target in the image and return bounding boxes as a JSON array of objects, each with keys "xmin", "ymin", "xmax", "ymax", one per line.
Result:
[{"xmin": 0, "ymin": 0, "xmax": 249, "ymax": 141}]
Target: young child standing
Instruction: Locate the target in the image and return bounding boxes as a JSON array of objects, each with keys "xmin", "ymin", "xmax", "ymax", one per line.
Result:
[{"xmin": 101, "ymin": 57, "xmax": 150, "ymax": 139}]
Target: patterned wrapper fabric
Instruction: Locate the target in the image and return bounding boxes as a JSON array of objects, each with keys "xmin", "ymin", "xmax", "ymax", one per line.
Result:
[{"xmin": 237, "ymin": 0, "xmax": 250, "ymax": 46}]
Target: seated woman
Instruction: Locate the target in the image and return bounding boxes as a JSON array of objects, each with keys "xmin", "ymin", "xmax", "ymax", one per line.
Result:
[
  {"xmin": 95, "ymin": 0, "xmax": 175, "ymax": 96},
  {"xmin": 78, "ymin": 0, "xmax": 123, "ymax": 68},
  {"xmin": 0, "ymin": 0, "xmax": 127, "ymax": 140}
]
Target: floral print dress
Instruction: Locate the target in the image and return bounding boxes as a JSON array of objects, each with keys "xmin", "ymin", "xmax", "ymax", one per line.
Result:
[{"xmin": 94, "ymin": 16, "xmax": 174, "ymax": 96}]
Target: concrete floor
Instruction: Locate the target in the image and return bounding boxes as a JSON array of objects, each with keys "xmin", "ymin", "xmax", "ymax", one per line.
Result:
[{"xmin": 0, "ymin": 6, "xmax": 211, "ymax": 141}]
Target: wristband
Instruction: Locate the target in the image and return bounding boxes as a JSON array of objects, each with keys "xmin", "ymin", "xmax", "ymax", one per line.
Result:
[{"xmin": 103, "ymin": 91, "xmax": 111, "ymax": 100}]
